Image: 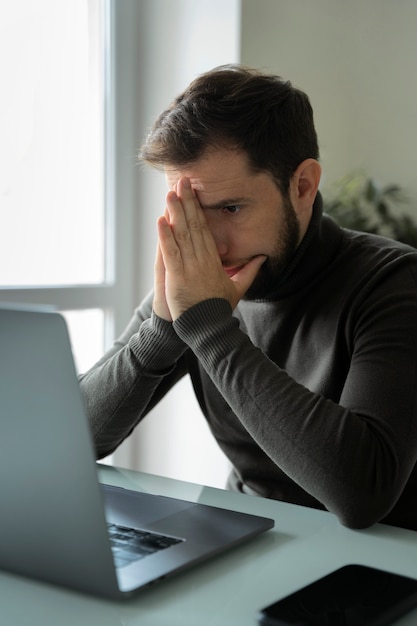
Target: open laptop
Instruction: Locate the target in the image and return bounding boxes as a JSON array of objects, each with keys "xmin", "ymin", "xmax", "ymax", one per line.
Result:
[{"xmin": 0, "ymin": 305, "xmax": 274, "ymax": 599}]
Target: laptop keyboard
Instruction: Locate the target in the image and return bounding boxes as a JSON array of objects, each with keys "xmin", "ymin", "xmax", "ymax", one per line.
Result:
[{"xmin": 107, "ymin": 522, "xmax": 183, "ymax": 569}]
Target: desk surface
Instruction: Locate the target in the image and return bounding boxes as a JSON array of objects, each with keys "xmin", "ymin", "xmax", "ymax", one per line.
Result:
[{"xmin": 2, "ymin": 463, "xmax": 417, "ymax": 625}]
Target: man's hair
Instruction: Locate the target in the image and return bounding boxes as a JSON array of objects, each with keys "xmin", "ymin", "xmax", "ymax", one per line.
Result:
[{"xmin": 140, "ymin": 64, "xmax": 319, "ymax": 194}]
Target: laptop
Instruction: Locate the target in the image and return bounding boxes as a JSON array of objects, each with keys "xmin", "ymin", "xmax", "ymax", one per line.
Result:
[{"xmin": 0, "ymin": 305, "xmax": 274, "ymax": 599}]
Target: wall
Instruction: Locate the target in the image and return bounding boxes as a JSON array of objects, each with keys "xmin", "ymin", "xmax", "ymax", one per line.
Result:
[{"xmin": 240, "ymin": 0, "xmax": 417, "ymax": 203}]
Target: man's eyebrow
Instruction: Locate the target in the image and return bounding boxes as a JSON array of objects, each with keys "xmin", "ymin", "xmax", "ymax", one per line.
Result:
[{"xmin": 198, "ymin": 197, "xmax": 249, "ymax": 210}]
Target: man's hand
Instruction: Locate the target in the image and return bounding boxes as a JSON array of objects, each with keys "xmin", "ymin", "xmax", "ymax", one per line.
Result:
[{"xmin": 155, "ymin": 177, "xmax": 266, "ymax": 321}]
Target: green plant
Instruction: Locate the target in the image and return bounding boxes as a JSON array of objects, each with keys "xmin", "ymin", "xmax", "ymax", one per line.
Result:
[{"xmin": 323, "ymin": 172, "xmax": 417, "ymax": 248}]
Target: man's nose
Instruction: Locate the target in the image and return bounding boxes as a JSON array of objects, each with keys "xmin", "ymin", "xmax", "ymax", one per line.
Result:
[{"xmin": 204, "ymin": 214, "xmax": 229, "ymax": 257}]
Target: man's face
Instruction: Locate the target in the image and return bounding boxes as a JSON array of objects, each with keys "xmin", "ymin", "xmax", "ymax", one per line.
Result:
[{"xmin": 165, "ymin": 148, "xmax": 302, "ymax": 300}]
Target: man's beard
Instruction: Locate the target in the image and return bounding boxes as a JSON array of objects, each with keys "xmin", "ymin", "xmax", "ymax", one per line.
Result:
[{"xmin": 243, "ymin": 197, "xmax": 300, "ymax": 301}]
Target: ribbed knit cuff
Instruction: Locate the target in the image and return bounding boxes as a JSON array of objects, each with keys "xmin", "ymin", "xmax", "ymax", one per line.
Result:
[
  {"xmin": 173, "ymin": 299, "xmax": 241, "ymax": 368},
  {"xmin": 129, "ymin": 311, "xmax": 186, "ymax": 372}
]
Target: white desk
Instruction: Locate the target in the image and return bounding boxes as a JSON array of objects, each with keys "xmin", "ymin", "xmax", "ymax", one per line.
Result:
[{"xmin": 2, "ymin": 463, "xmax": 417, "ymax": 625}]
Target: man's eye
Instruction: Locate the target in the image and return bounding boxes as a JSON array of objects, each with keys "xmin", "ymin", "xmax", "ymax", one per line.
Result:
[{"xmin": 221, "ymin": 205, "xmax": 241, "ymax": 215}]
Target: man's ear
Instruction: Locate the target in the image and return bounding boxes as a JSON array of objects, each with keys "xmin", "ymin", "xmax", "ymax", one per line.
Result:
[{"xmin": 290, "ymin": 158, "xmax": 321, "ymax": 208}]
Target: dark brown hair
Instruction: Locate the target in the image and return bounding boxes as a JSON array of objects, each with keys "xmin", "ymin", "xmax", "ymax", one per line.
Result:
[{"xmin": 140, "ymin": 64, "xmax": 319, "ymax": 194}]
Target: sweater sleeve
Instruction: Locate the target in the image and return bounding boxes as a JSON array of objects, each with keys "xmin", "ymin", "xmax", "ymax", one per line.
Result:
[
  {"xmin": 172, "ymin": 261, "xmax": 417, "ymax": 529},
  {"xmin": 79, "ymin": 293, "xmax": 187, "ymax": 458}
]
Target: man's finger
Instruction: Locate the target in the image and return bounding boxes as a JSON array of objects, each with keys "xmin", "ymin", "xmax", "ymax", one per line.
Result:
[
  {"xmin": 157, "ymin": 215, "xmax": 183, "ymax": 270},
  {"xmin": 153, "ymin": 239, "xmax": 172, "ymax": 321},
  {"xmin": 166, "ymin": 185, "xmax": 213, "ymax": 260}
]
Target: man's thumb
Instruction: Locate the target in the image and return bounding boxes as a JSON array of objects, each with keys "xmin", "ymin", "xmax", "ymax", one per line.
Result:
[{"xmin": 232, "ymin": 255, "xmax": 267, "ymax": 294}]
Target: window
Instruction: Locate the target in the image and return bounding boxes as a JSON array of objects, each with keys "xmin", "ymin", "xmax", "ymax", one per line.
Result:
[
  {"xmin": 0, "ymin": 0, "xmax": 124, "ymax": 372},
  {"xmin": 0, "ymin": 0, "xmax": 104, "ymax": 288}
]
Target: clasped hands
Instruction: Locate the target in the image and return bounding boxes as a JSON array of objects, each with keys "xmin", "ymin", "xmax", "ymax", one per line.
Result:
[{"xmin": 153, "ymin": 177, "xmax": 266, "ymax": 322}]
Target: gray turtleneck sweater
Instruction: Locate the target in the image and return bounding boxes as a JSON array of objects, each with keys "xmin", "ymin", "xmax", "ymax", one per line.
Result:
[{"xmin": 80, "ymin": 195, "xmax": 417, "ymax": 530}]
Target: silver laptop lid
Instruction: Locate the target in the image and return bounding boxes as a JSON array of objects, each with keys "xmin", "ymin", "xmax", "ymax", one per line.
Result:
[{"xmin": 0, "ymin": 306, "xmax": 118, "ymax": 597}]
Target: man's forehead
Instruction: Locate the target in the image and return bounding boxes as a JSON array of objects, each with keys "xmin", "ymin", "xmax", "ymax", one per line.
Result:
[
  {"xmin": 164, "ymin": 149, "xmax": 254, "ymax": 192},
  {"xmin": 165, "ymin": 170, "xmax": 240, "ymax": 194}
]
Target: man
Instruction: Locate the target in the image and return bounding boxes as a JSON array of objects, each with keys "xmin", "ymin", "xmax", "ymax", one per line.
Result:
[{"xmin": 80, "ymin": 65, "xmax": 417, "ymax": 530}]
